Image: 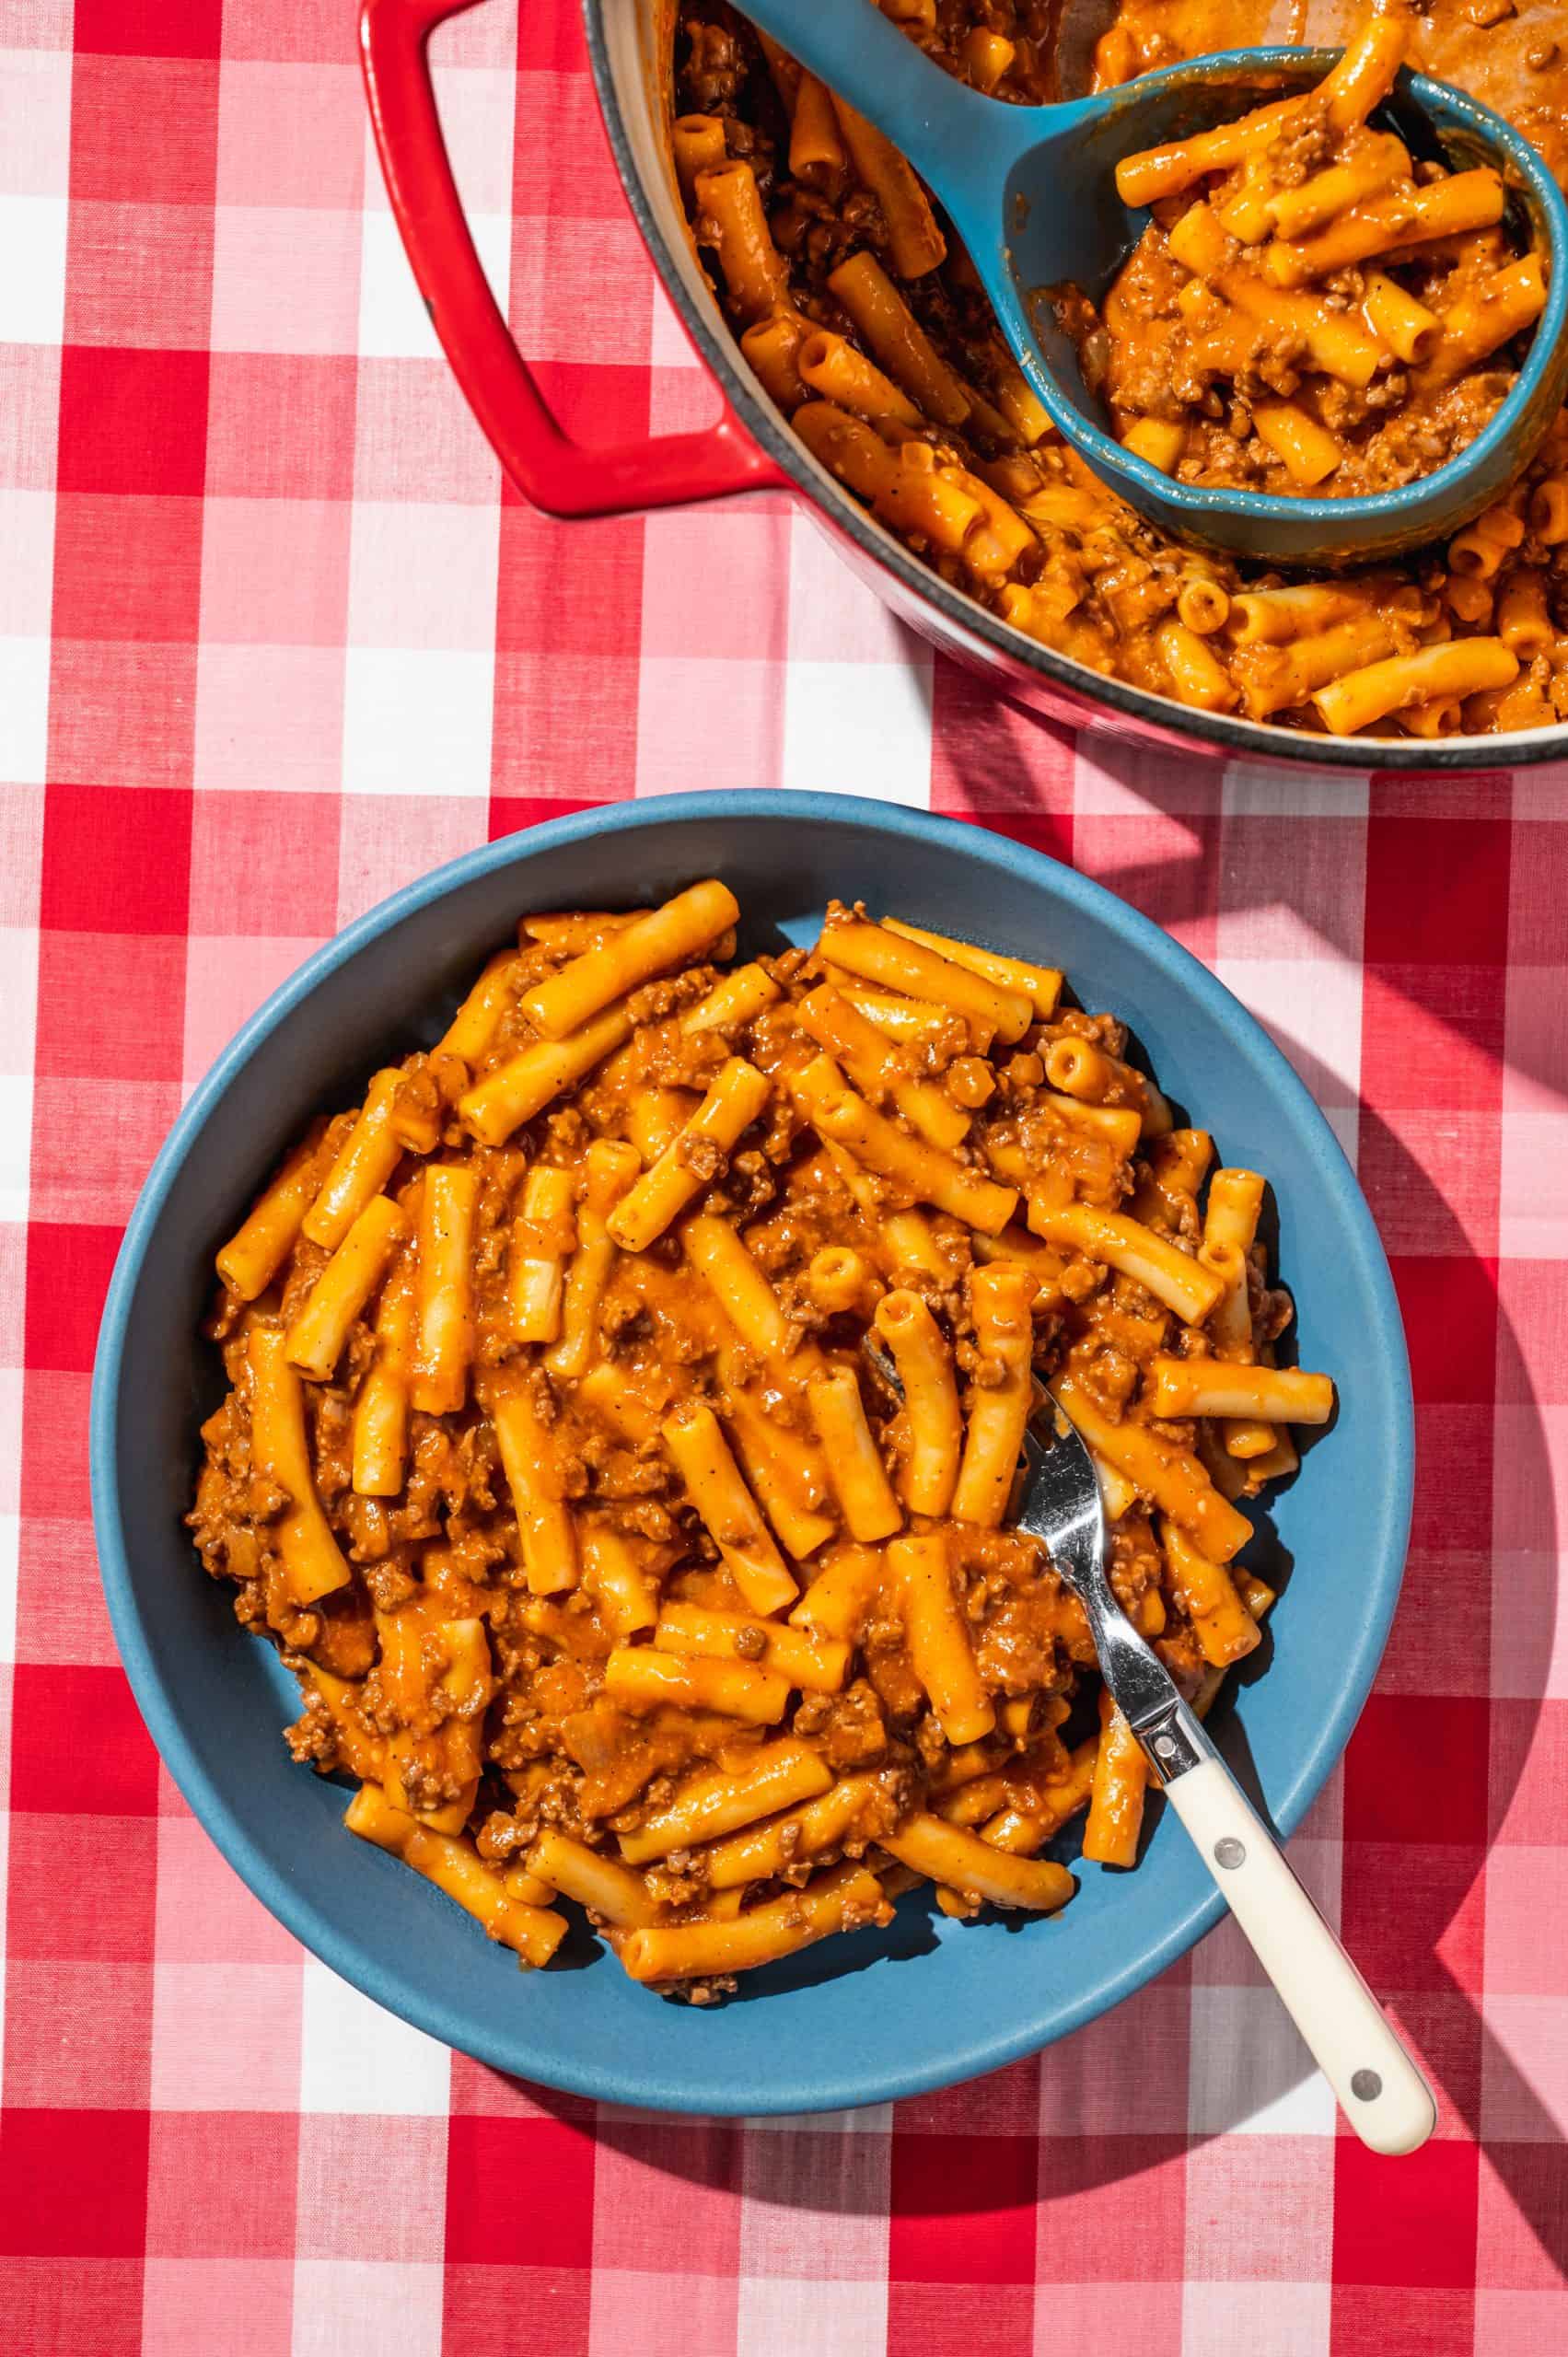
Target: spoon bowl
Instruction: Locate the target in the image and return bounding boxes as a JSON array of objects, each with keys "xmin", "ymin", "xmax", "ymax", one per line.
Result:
[{"xmin": 734, "ymin": 4, "xmax": 1568, "ymax": 562}]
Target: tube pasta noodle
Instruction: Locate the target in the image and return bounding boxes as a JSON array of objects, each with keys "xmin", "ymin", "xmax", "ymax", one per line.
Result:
[
  {"xmin": 217, "ymin": 1122, "xmax": 330, "ymax": 1300},
  {"xmin": 410, "ymin": 1165, "xmax": 478, "ymax": 1415},
  {"xmin": 892, "ymin": 1532, "xmax": 995, "ymax": 1745},
  {"xmin": 653, "ymin": 1602, "xmax": 850, "ymax": 1692},
  {"xmin": 1146, "ymin": 1356, "xmax": 1335, "ymax": 1424},
  {"xmin": 547, "ymin": 1138, "xmax": 640, "ymax": 1380},
  {"xmin": 247, "ymin": 1329, "xmax": 352, "ymax": 1603},
  {"xmin": 827, "ymin": 94, "xmax": 946, "ymax": 279},
  {"xmin": 798, "ymin": 981, "xmax": 970, "ymax": 1149},
  {"xmin": 662, "ymin": 1403, "xmax": 798, "ymax": 1614},
  {"xmin": 880, "ymin": 1814, "xmax": 1074, "ymax": 1911},
  {"xmin": 827, "ymin": 251, "xmax": 974, "ymax": 427},
  {"xmin": 1082, "ymin": 1690, "xmax": 1148, "ymax": 1869},
  {"xmin": 618, "ymin": 1743, "xmax": 832, "ymax": 1863},
  {"xmin": 822, "ymin": 912, "xmax": 1033, "ymax": 1040},
  {"xmin": 619, "ymin": 1863, "xmax": 892, "ymax": 1985},
  {"xmin": 459, "ymin": 998, "xmax": 633, "ymax": 1146},
  {"xmin": 285, "ymin": 1194, "xmax": 408, "ymax": 1384},
  {"xmin": 682, "ymin": 1213, "xmax": 798, "ymax": 1364},
  {"xmin": 507, "ymin": 1164, "xmax": 575, "ymax": 1344},
  {"xmin": 608, "ymin": 1060, "xmax": 771, "ymax": 1252},
  {"xmin": 523, "ymin": 879, "xmax": 738, "ymax": 1041},
  {"xmin": 793, "ymin": 1053, "xmax": 1018, "ymax": 1233},
  {"xmin": 878, "ymin": 916, "xmax": 1063, "ymax": 1018},
  {"xmin": 951, "ymin": 1264, "xmax": 1037, "ymax": 1527},
  {"xmin": 875, "ymin": 1290, "xmax": 962, "ymax": 1515},
  {"xmin": 604, "ymin": 1645, "xmax": 791, "ymax": 1724},
  {"xmin": 1313, "ymin": 637, "xmax": 1518, "ymax": 735},
  {"xmin": 1028, "ymin": 1200, "xmax": 1224, "ymax": 1324},
  {"xmin": 303, "ymin": 1073, "xmax": 405, "ymax": 1251},
  {"xmin": 789, "ymin": 1542, "xmax": 886, "ymax": 1642},
  {"xmin": 346, "ymin": 1786, "xmax": 567, "ymax": 1968},
  {"xmin": 192, "ymin": 880, "xmax": 1331, "ymax": 1993},
  {"xmin": 490, "ymin": 1376, "xmax": 578, "ymax": 1596},
  {"xmin": 797, "ymin": 328, "xmax": 922, "ymax": 428},
  {"xmin": 352, "ymin": 1260, "xmax": 417, "ymax": 1497},
  {"xmin": 694, "ymin": 161, "xmax": 789, "ymax": 321},
  {"xmin": 808, "ymin": 1364, "xmax": 905, "ymax": 1541},
  {"xmin": 699, "ymin": 1770, "xmax": 891, "ymax": 1887}
]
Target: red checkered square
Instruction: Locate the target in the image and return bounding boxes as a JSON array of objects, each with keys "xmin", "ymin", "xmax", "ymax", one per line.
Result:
[
  {"xmin": 145, "ymin": 2114, "xmax": 299, "ymax": 2259},
  {"xmin": 3, "ymin": 1959, "xmax": 154, "ymax": 2108},
  {"xmin": 889, "ymin": 2133, "xmax": 1038, "ymax": 2283},
  {"xmin": 141, "ymin": 2258, "xmax": 296, "ymax": 2357},
  {"xmin": 889, "ymin": 2282, "xmax": 1034, "ymax": 2354},
  {"xmin": 1474, "ymin": 2143, "xmax": 1568, "ymax": 2291},
  {"xmin": 18, "ymin": 1371, "xmax": 93, "ymax": 1523},
  {"xmin": 444, "ymin": 2117, "xmax": 596, "ymax": 2268},
  {"xmin": 40, "ymin": 783, "xmax": 192, "ymax": 935},
  {"xmin": 1488, "ymin": 1700, "xmax": 1568, "ymax": 1847},
  {"xmin": 443, "ymin": 2265, "xmax": 590, "ymax": 2357},
  {"xmin": 1392, "ymin": 1256, "xmax": 1499, "ymax": 1405},
  {"xmin": 74, "ymin": 0, "xmax": 223, "ymax": 58},
  {"xmin": 9, "ymin": 1663, "xmax": 161, "ymax": 1813},
  {"xmin": 1365, "ymin": 817, "xmax": 1511, "ymax": 967},
  {"xmin": 1494, "ymin": 1259, "xmax": 1568, "ymax": 1405},
  {"xmin": 1330, "ymin": 2286, "xmax": 1481, "ymax": 2355},
  {"xmin": 69, "ymin": 57, "xmax": 218, "ymax": 205},
  {"xmin": 28, "ymin": 1074, "xmax": 184, "ymax": 1227},
  {"xmin": 1340, "ymin": 1840, "xmax": 1487, "ymax": 1995},
  {"xmin": 46, "ymin": 641, "xmax": 199, "ymax": 791},
  {"xmin": 57, "ymin": 347, "xmax": 209, "ymax": 496},
  {"xmin": 199, "ymin": 499, "xmax": 352, "ymax": 646},
  {"xmin": 204, "ymin": 353, "xmax": 357, "ymax": 499},
  {"xmin": 220, "ymin": 0, "xmax": 353, "ymax": 65},
  {"xmin": 1344, "ymin": 1698, "xmax": 1491, "ymax": 1846},
  {"xmin": 1333, "ymin": 2138, "xmax": 1480, "ymax": 2289},
  {"xmin": 590, "ymin": 2122, "xmax": 740, "ymax": 2273},
  {"xmin": 0, "ymin": 2110, "xmax": 149, "ymax": 2258},
  {"xmin": 62, "ymin": 199, "xmax": 217, "ymax": 352},
  {"xmin": 215, "ymin": 62, "xmax": 366, "ymax": 211},
  {"xmin": 1361, "ymin": 966, "xmax": 1507, "ymax": 1118},
  {"xmin": 186, "ymin": 791, "xmax": 341, "ymax": 936},
  {"xmin": 52, "ymin": 493, "xmax": 203, "ymax": 643},
  {"xmin": 15, "ymin": 1509, "xmax": 120, "ymax": 1666},
  {"xmin": 33, "ymin": 931, "xmax": 187, "ymax": 1082},
  {"xmin": 23, "ymin": 1219, "xmax": 122, "ymax": 1371},
  {"xmin": 0, "ymin": 2258, "xmax": 146, "ymax": 2357}
]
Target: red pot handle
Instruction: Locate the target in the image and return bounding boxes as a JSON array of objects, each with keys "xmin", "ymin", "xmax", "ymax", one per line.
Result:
[{"xmin": 359, "ymin": 0, "xmax": 790, "ymax": 516}]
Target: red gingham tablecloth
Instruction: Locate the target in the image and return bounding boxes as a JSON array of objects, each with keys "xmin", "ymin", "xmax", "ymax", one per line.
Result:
[{"xmin": 3, "ymin": 1, "xmax": 1565, "ymax": 2350}]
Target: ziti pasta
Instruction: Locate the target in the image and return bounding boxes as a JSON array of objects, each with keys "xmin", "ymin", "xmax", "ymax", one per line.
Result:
[
  {"xmin": 674, "ymin": 0, "xmax": 1568, "ymax": 738},
  {"xmin": 191, "ymin": 880, "xmax": 1332, "ymax": 1998},
  {"xmin": 1058, "ymin": 15, "xmax": 1545, "ymax": 522}
]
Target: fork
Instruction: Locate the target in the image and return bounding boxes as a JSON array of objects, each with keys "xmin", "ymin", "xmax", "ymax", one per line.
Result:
[{"xmin": 865, "ymin": 1340, "xmax": 1436, "ymax": 2154}]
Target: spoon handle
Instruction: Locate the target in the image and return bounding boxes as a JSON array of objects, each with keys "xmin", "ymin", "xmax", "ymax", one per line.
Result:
[{"xmin": 1157, "ymin": 1754, "xmax": 1436, "ymax": 2155}]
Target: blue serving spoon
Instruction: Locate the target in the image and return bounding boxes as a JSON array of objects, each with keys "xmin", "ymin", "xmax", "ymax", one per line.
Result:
[{"xmin": 733, "ymin": 1, "xmax": 1568, "ymax": 563}]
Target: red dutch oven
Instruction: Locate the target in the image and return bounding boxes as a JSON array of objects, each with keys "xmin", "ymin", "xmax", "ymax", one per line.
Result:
[{"xmin": 360, "ymin": 0, "xmax": 1564, "ymax": 770}]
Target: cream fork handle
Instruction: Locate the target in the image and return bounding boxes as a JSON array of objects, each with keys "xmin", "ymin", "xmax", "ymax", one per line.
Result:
[{"xmin": 1161, "ymin": 1757, "xmax": 1436, "ymax": 2156}]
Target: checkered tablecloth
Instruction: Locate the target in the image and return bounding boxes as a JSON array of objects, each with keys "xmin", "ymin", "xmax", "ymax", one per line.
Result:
[{"xmin": 2, "ymin": 1, "xmax": 1564, "ymax": 2350}]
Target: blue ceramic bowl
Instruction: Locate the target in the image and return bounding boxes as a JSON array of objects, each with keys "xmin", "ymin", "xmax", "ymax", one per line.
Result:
[{"xmin": 91, "ymin": 793, "xmax": 1412, "ymax": 2115}]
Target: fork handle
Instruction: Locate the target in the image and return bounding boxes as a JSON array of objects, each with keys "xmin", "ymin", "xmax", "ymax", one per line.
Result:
[{"xmin": 1160, "ymin": 1757, "xmax": 1436, "ymax": 2155}]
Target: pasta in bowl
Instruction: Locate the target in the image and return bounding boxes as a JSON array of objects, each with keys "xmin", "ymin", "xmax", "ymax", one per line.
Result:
[{"xmin": 93, "ymin": 797, "xmax": 1411, "ymax": 2108}]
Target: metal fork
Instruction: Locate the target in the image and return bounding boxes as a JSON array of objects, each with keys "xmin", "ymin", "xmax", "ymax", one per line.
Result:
[{"xmin": 865, "ymin": 1339, "xmax": 1435, "ymax": 2154}]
